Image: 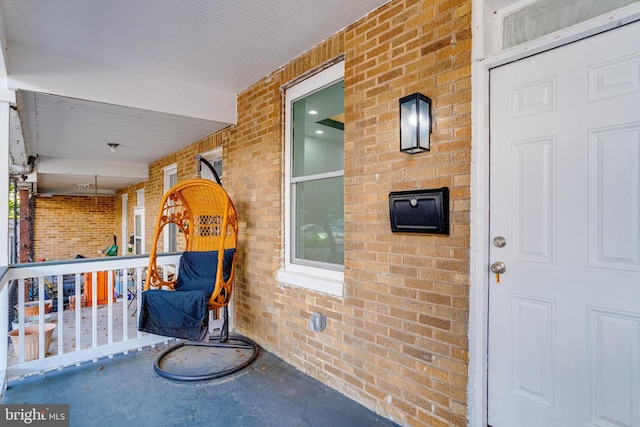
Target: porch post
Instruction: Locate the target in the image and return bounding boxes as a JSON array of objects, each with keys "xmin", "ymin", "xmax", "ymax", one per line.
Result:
[
  {"xmin": 0, "ymin": 98, "xmax": 11, "ymax": 394},
  {"xmin": 0, "ymin": 102, "xmax": 9, "ymax": 266}
]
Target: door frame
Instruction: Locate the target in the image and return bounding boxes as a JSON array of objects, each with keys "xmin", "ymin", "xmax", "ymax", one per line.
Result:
[
  {"xmin": 468, "ymin": 3, "xmax": 640, "ymax": 426},
  {"xmin": 133, "ymin": 205, "xmax": 145, "ymax": 255}
]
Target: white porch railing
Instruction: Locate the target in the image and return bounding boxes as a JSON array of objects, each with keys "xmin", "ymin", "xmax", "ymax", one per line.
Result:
[{"xmin": 0, "ymin": 253, "xmax": 181, "ymax": 395}]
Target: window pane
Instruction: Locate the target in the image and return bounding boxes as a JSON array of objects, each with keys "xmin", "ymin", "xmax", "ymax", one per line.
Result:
[
  {"xmin": 200, "ymin": 154, "xmax": 222, "ymax": 183},
  {"xmin": 167, "ymin": 225, "xmax": 177, "ymax": 252},
  {"xmin": 134, "ymin": 214, "xmax": 142, "ymax": 254},
  {"xmin": 213, "ymin": 159, "xmax": 222, "ymax": 182},
  {"xmin": 134, "ymin": 215, "xmax": 141, "ymax": 235},
  {"xmin": 292, "ymin": 81, "xmax": 344, "ymax": 178},
  {"xmin": 294, "ymin": 176, "xmax": 344, "ymax": 266}
]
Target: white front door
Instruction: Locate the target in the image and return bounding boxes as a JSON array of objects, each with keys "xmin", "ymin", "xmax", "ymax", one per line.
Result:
[{"xmin": 488, "ymin": 22, "xmax": 640, "ymax": 427}]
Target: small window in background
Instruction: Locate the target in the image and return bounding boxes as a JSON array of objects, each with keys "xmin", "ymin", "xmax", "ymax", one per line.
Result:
[
  {"xmin": 200, "ymin": 148, "xmax": 222, "ymax": 184},
  {"xmin": 133, "ymin": 206, "xmax": 144, "ymax": 255}
]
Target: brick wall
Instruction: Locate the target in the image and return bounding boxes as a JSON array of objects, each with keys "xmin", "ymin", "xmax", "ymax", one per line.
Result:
[
  {"xmin": 228, "ymin": 1, "xmax": 471, "ymax": 425},
  {"xmin": 34, "ymin": 195, "xmax": 116, "ymax": 260},
  {"xmin": 116, "ymin": 0, "xmax": 472, "ymax": 425}
]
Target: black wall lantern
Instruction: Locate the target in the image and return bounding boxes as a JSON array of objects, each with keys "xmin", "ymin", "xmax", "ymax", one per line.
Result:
[{"xmin": 399, "ymin": 92, "xmax": 432, "ymax": 154}]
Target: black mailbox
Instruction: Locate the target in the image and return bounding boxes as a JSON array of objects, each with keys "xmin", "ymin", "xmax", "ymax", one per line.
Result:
[{"xmin": 389, "ymin": 188, "xmax": 449, "ymax": 234}]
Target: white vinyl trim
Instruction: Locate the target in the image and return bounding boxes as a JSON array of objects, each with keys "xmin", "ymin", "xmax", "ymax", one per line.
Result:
[
  {"xmin": 162, "ymin": 164, "xmax": 177, "ymax": 252},
  {"xmin": 280, "ymin": 61, "xmax": 344, "ymax": 297},
  {"xmin": 468, "ymin": 2, "xmax": 640, "ymax": 426}
]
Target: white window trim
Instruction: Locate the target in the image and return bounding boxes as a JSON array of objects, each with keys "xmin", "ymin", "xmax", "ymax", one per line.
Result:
[
  {"xmin": 163, "ymin": 164, "xmax": 177, "ymax": 191},
  {"xmin": 136, "ymin": 188, "xmax": 144, "ymax": 206},
  {"xmin": 276, "ymin": 61, "xmax": 345, "ymax": 298},
  {"xmin": 163, "ymin": 164, "xmax": 178, "ymax": 252},
  {"xmin": 133, "ymin": 206, "xmax": 145, "ymax": 255}
]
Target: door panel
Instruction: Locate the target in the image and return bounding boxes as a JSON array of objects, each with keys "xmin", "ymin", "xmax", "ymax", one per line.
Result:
[{"xmin": 489, "ymin": 21, "xmax": 640, "ymax": 427}]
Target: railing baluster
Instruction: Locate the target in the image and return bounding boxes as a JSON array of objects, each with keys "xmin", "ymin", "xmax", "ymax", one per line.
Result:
[
  {"xmin": 107, "ymin": 270, "xmax": 113, "ymax": 349},
  {"xmin": 136, "ymin": 267, "xmax": 143, "ymax": 339},
  {"xmin": 38, "ymin": 277, "xmax": 45, "ymax": 360},
  {"xmin": 0, "ymin": 279, "xmax": 8, "ymax": 380},
  {"xmin": 91, "ymin": 272, "xmax": 97, "ymax": 355},
  {"xmin": 17, "ymin": 278, "xmax": 24, "ymax": 364},
  {"xmin": 75, "ymin": 273, "xmax": 82, "ymax": 357},
  {"xmin": 122, "ymin": 269, "xmax": 128, "ymax": 343},
  {"xmin": 56, "ymin": 274, "xmax": 64, "ymax": 356}
]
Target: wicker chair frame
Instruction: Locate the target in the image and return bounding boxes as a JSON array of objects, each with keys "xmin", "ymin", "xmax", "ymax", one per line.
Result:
[{"xmin": 145, "ymin": 178, "xmax": 238, "ymax": 310}]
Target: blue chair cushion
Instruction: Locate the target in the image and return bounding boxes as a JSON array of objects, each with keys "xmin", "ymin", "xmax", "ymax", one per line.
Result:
[
  {"xmin": 139, "ymin": 289, "xmax": 211, "ymax": 341},
  {"xmin": 175, "ymin": 249, "xmax": 236, "ymax": 292}
]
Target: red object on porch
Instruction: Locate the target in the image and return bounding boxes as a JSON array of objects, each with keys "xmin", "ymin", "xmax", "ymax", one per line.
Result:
[{"xmin": 84, "ymin": 272, "xmax": 116, "ymax": 306}]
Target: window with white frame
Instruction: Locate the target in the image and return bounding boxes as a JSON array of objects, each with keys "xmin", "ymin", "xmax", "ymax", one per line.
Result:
[
  {"xmin": 163, "ymin": 164, "xmax": 178, "ymax": 252},
  {"xmin": 199, "ymin": 148, "xmax": 222, "ymax": 184},
  {"xmin": 276, "ymin": 61, "xmax": 345, "ymax": 297},
  {"xmin": 134, "ymin": 189, "xmax": 145, "ymax": 255}
]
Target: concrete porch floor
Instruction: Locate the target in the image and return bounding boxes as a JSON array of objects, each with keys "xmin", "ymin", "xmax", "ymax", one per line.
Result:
[{"xmin": 3, "ymin": 303, "xmax": 400, "ymax": 427}]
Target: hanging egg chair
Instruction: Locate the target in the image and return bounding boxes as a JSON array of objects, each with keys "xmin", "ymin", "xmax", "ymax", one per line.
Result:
[{"xmin": 139, "ymin": 157, "xmax": 257, "ymax": 380}]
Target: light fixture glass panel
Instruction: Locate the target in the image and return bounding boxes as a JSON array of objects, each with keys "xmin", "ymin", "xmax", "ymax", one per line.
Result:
[
  {"xmin": 419, "ymin": 101, "xmax": 430, "ymax": 146},
  {"xmin": 400, "ymin": 93, "xmax": 431, "ymax": 154},
  {"xmin": 400, "ymin": 101, "xmax": 418, "ymax": 151}
]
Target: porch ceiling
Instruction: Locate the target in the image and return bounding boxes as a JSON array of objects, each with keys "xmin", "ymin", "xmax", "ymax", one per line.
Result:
[{"xmin": 0, "ymin": 0, "xmax": 391, "ymax": 196}]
